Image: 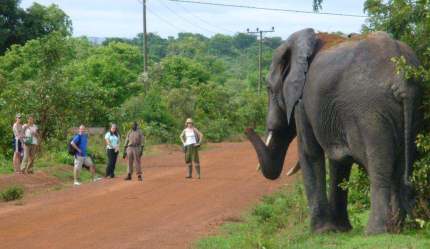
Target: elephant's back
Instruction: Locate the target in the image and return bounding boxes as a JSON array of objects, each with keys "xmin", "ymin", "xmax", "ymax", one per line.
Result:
[
  {"xmin": 304, "ymin": 32, "xmax": 412, "ymax": 157},
  {"xmin": 306, "ymin": 31, "xmax": 416, "ymax": 105}
]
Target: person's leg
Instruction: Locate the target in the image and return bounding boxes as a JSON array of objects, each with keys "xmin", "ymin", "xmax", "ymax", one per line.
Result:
[
  {"xmin": 84, "ymin": 157, "xmax": 96, "ymax": 181},
  {"xmin": 27, "ymin": 145, "xmax": 36, "ymax": 174},
  {"xmin": 134, "ymin": 147, "xmax": 142, "ymax": 179},
  {"xmin": 13, "ymin": 139, "xmax": 21, "ymax": 173},
  {"xmin": 112, "ymin": 151, "xmax": 118, "ymax": 177},
  {"xmin": 74, "ymin": 156, "xmax": 84, "ymax": 184},
  {"xmin": 193, "ymin": 147, "xmax": 201, "ymax": 179},
  {"xmin": 125, "ymin": 147, "xmax": 133, "ymax": 180},
  {"xmin": 106, "ymin": 149, "xmax": 113, "ymax": 177},
  {"xmin": 184, "ymin": 146, "xmax": 192, "ymax": 178},
  {"xmin": 20, "ymin": 145, "xmax": 30, "ymax": 173}
]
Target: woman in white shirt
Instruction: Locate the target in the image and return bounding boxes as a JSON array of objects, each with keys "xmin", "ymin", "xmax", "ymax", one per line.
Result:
[
  {"xmin": 20, "ymin": 115, "xmax": 39, "ymax": 174},
  {"xmin": 180, "ymin": 118, "xmax": 203, "ymax": 179},
  {"xmin": 105, "ymin": 124, "xmax": 120, "ymax": 178}
]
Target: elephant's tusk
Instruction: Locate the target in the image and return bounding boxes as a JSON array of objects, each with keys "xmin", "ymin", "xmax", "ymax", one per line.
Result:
[
  {"xmin": 265, "ymin": 132, "xmax": 273, "ymax": 146},
  {"xmin": 286, "ymin": 162, "xmax": 301, "ymax": 176},
  {"xmin": 257, "ymin": 132, "xmax": 274, "ymax": 171}
]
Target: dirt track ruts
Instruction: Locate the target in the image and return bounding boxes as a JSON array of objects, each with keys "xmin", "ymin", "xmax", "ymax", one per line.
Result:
[{"xmin": 0, "ymin": 141, "xmax": 297, "ymax": 249}]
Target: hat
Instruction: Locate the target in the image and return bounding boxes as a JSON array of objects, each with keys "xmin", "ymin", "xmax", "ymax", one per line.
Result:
[
  {"xmin": 185, "ymin": 118, "xmax": 193, "ymax": 124},
  {"xmin": 15, "ymin": 113, "xmax": 22, "ymax": 118}
]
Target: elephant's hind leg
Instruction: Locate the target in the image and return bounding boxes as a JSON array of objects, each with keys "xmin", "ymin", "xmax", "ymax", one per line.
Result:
[
  {"xmin": 366, "ymin": 146, "xmax": 396, "ymax": 235},
  {"xmin": 295, "ymin": 102, "xmax": 334, "ymax": 233},
  {"xmin": 328, "ymin": 160, "xmax": 353, "ymax": 232}
]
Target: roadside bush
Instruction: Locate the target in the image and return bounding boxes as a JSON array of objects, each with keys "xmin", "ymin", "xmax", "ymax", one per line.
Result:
[
  {"xmin": 412, "ymin": 134, "xmax": 430, "ymax": 220},
  {"xmin": 339, "ymin": 166, "xmax": 370, "ymax": 211},
  {"xmin": 1, "ymin": 186, "xmax": 24, "ymax": 202}
]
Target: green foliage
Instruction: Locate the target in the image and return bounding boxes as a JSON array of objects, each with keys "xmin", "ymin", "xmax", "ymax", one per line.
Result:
[
  {"xmin": 196, "ymin": 182, "xmax": 430, "ymax": 249},
  {"xmin": 0, "ymin": 0, "xmax": 72, "ymax": 54},
  {"xmin": 412, "ymin": 134, "xmax": 430, "ymax": 219},
  {"xmin": 1, "ymin": 185, "xmax": 24, "ymax": 202},
  {"xmin": 338, "ymin": 166, "xmax": 371, "ymax": 227}
]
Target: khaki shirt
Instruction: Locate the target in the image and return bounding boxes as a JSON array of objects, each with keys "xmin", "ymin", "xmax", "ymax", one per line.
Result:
[{"xmin": 124, "ymin": 129, "xmax": 144, "ymax": 147}]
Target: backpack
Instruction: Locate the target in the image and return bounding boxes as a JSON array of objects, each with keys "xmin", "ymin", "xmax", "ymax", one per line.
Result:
[{"xmin": 67, "ymin": 134, "xmax": 81, "ymax": 156}]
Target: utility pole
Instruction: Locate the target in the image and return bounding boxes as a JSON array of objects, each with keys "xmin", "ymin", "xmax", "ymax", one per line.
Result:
[
  {"xmin": 247, "ymin": 27, "xmax": 275, "ymax": 95},
  {"xmin": 141, "ymin": 0, "xmax": 149, "ymax": 92}
]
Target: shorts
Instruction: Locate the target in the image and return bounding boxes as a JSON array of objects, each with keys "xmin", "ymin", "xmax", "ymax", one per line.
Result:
[
  {"xmin": 74, "ymin": 156, "xmax": 94, "ymax": 170},
  {"xmin": 185, "ymin": 145, "xmax": 199, "ymax": 164},
  {"xmin": 13, "ymin": 138, "xmax": 23, "ymax": 153}
]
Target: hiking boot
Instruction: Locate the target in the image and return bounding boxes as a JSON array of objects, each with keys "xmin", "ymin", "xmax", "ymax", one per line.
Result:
[
  {"xmin": 124, "ymin": 173, "xmax": 132, "ymax": 181},
  {"xmin": 195, "ymin": 165, "xmax": 201, "ymax": 179},
  {"xmin": 138, "ymin": 175, "xmax": 143, "ymax": 181},
  {"xmin": 186, "ymin": 165, "xmax": 192, "ymax": 179}
]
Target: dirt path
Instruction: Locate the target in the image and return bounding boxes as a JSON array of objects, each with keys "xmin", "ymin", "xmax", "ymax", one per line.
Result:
[{"xmin": 0, "ymin": 141, "xmax": 297, "ymax": 249}]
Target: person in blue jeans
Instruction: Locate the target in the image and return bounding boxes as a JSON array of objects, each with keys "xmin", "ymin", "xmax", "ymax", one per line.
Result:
[
  {"xmin": 71, "ymin": 125, "xmax": 97, "ymax": 186},
  {"xmin": 104, "ymin": 124, "xmax": 120, "ymax": 178}
]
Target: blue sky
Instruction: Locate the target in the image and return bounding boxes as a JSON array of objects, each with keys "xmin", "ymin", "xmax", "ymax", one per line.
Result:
[{"xmin": 20, "ymin": 0, "xmax": 367, "ymax": 39}]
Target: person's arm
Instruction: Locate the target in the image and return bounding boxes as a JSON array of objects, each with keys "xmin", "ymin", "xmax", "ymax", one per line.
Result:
[
  {"xmin": 71, "ymin": 136, "xmax": 81, "ymax": 154},
  {"xmin": 123, "ymin": 132, "xmax": 130, "ymax": 159},
  {"xmin": 194, "ymin": 128, "xmax": 203, "ymax": 145},
  {"xmin": 179, "ymin": 130, "xmax": 186, "ymax": 144},
  {"xmin": 104, "ymin": 133, "xmax": 111, "ymax": 147}
]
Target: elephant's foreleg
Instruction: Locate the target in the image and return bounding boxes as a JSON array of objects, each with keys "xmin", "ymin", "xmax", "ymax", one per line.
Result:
[
  {"xmin": 295, "ymin": 102, "xmax": 333, "ymax": 233},
  {"xmin": 328, "ymin": 160, "xmax": 353, "ymax": 232}
]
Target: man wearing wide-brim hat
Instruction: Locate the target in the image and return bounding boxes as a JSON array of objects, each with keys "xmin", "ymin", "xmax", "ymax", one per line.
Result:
[{"xmin": 180, "ymin": 118, "xmax": 204, "ymax": 179}]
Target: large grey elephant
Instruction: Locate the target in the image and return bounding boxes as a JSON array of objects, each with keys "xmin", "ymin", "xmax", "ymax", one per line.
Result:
[{"xmin": 246, "ymin": 28, "xmax": 422, "ymax": 234}]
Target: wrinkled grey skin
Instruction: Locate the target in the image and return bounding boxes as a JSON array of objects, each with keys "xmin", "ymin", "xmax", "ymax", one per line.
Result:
[{"xmin": 246, "ymin": 28, "xmax": 422, "ymax": 235}]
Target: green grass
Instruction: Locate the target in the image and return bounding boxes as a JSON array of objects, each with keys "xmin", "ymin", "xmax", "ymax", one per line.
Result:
[
  {"xmin": 195, "ymin": 183, "xmax": 430, "ymax": 249},
  {"xmin": 1, "ymin": 185, "xmax": 24, "ymax": 202}
]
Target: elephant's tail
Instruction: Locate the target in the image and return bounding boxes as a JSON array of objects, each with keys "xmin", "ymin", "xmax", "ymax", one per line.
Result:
[{"xmin": 402, "ymin": 96, "xmax": 416, "ymax": 213}]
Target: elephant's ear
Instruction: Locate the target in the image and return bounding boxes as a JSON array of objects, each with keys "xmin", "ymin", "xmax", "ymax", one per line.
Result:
[{"xmin": 268, "ymin": 28, "xmax": 317, "ymax": 124}]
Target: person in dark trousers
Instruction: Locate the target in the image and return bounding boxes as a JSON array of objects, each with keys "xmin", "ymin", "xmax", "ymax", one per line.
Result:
[
  {"xmin": 104, "ymin": 124, "xmax": 120, "ymax": 178},
  {"xmin": 180, "ymin": 118, "xmax": 203, "ymax": 179},
  {"xmin": 123, "ymin": 122, "xmax": 144, "ymax": 181}
]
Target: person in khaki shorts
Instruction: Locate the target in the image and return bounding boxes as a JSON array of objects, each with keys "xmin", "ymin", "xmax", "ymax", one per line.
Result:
[
  {"xmin": 71, "ymin": 125, "xmax": 97, "ymax": 186},
  {"xmin": 180, "ymin": 118, "xmax": 203, "ymax": 179},
  {"xmin": 20, "ymin": 115, "xmax": 39, "ymax": 174},
  {"xmin": 123, "ymin": 122, "xmax": 145, "ymax": 181}
]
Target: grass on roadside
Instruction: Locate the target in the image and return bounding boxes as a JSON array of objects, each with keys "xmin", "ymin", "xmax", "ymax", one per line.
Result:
[
  {"xmin": 195, "ymin": 182, "xmax": 430, "ymax": 249},
  {"xmin": 0, "ymin": 185, "xmax": 24, "ymax": 202}
]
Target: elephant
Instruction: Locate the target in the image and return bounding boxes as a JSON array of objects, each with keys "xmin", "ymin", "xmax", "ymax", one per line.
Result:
[{"xmin": 246, "ymin": 28, "xmax": 422, "ymax": 235}]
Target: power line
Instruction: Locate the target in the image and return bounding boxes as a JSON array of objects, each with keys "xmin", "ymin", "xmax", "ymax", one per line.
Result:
[
  {"xmin": 168, "ymin": 0, "xmax": 236, "ymax": 34},
  {"xmin": 159, "ymin": 0, "xmax": 218, "ymax": 35},
  {"xmin": 166, "ymin": 0, "xmax": 368, "ymax": 18},
  {"xmin": 147, "ymin": 7, "xmax": 186, "ymax": 33}
]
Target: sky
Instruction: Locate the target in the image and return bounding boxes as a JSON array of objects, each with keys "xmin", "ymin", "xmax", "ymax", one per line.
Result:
[{"xmin": 20, "ymin": 0, "xmax": 368, "ymax": 39}]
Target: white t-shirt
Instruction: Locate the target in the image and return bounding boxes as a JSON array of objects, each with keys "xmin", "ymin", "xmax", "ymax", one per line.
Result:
[
  {"xmin": 24, "ymin": 124, "xmax": 38, "ymax": 145},
  {"xmin": 184, "ymin": 128, "xmax": 197, "ymax": 146}
]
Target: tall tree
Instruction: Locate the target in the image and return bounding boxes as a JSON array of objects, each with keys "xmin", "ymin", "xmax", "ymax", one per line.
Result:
[{"xmin": 0, "ymin": 0, "xmax": 72, "ymax": 54}]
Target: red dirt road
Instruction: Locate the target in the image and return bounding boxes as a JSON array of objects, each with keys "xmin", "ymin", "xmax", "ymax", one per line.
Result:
[{"xmin": 0, "ymin": 142, "xmax": 297, "ymax": 249}]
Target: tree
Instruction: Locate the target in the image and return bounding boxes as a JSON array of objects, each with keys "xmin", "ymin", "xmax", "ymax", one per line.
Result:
[{"xmin": 0, "ymin": 1, "xmax": 72, "ymax": 54}]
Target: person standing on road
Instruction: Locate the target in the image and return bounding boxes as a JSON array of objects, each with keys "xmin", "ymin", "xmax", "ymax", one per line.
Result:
[
  {"xmin": 105, "ymin": 124, "xmax": 120, "ymax": 178},
  {"xmin": 20, "ymin": 115, "xmax": 39, "ymax": 174},
  {"xmin": 123, "ymin": 122, "xmax": 144, "ymax": 181},
  {"xmin": 180, "ymin": 118, "xmax": 203, "ymax": 179},
  {"xmin": 71, "ymin": 125, "xmax": 97, "ymax": 186},
  {"xmin": 12, "ymin": 114, "xmax": 24, "ymax": 173}
]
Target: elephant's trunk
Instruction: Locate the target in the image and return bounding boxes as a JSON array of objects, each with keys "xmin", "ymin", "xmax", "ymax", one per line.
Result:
[{"xmin": 245, "ymin": 128, "xmax": 294, "ymax": 180}]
